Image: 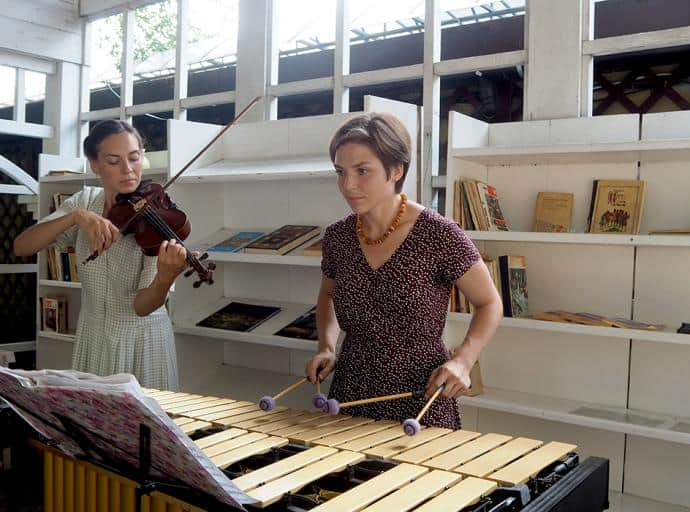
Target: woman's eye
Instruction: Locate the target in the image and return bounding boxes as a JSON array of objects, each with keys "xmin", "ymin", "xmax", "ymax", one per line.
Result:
[
  {"xmin": 358, "ymin": 168, "xmax": 368, "ymax": 175},
  {"xmin": 334, "ymin": 169, "xmax": 343, "ymax": 176},
  {"xmin": 107, "ymin": 159, "xmax": 119, "ymax": 165}
]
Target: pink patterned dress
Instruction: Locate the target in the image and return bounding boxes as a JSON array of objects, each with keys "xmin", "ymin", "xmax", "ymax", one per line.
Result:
[{"xmin": 321, "ymin": 208, "xmax": 480, "ymax": 429}]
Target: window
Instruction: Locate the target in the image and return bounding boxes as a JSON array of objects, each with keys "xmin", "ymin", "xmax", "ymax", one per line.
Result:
[
  {"xmin": 89, "ymin": 13, "xmax": 124, "ymax": 111},
  {"xmin": 0, "ymin": 66, "xmax": 16, "ymax": 120}
]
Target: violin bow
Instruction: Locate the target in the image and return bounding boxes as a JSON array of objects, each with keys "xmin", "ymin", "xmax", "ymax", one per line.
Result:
[{"xmin": 117, "ymin": 95, "xmax": 262, "ymax": 235}]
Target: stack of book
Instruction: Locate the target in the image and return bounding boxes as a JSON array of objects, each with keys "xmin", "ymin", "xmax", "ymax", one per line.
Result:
[
  {"xmin": 203, "ymin": 225, "xmax": 321, "ymax": 256},
  {"xmin": 451, "ymin": 254, "xmax": 528, "ymax": 318},
  {"xmin": 453, "ymin": 178, "xmax": 509, "ymax": 231},
  {"xmin": 531, "ymin": 310, "xmax": 664, "ymax": 331}
]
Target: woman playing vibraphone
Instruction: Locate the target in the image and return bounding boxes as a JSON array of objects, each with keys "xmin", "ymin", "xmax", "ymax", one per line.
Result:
[{"xmin": 305, "ymin": 113, "xmax": 503, "ymax": 429}]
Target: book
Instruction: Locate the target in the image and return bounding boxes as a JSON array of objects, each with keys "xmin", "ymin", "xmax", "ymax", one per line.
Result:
[
  {"xmin": 274, "ymin": 306, "xmax": 318, "ymax": 340},
  {"xmin": 196, "ymin": 301, "xmax": 281, "ymax": 332},
  {"xmin": 302, "ymin": 238, "xmax": 323, "ymax": 257},
  {"xmin": 48, "ymin": 169, "xmax": 83, "ymax": 176},
  {"xmin": 498, "ymin": 255, "xmax": 528, "ymax": 318},
  {"xmin": 533, "ymin": 192, "xmax": 574, "ymax": 233},
  {"xmin": 207, "ymin": 231, "xmax": 265, "ymax": 252},
  {"xmin": 648, "ymin": 227, "xmax": 690, "ymax": 235},
  {"xmin": 41, "ymin": 296, "xmax": 68, "ymax": 333},
  {"xmin": 244, "ymin": 225, "xmax": 320, "ymax": 255},
  {"xmin": 605, "ymin": 317, "xmax": 665, "ymax": 331},
  {"xmin": 588, "ymin": 180, "xmax": 646, "ymax": 235},
  {"xmin": 477, "ymin": 181, "xmax": 509, "ymax": 231}
]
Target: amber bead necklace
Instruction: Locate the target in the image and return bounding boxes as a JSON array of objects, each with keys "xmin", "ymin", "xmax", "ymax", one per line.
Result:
[{"xmin": 356, "ymin": 193, "xmax": 407, "ymax": 246}]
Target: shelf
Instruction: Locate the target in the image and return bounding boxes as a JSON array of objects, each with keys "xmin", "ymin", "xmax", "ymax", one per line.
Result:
[
  {"xmin": 450, "ymin": 139, "xmax": 690, "ymax": 165},
  {"xmin": 39, "ymin": 167, "xmax": 167, "ymax": 183},
  {"xmin": 465, "ymin": 231, "xmax": 690, "ymax": 248},
  {"xmin": 174, "ymin": 297, "xmax": 318, "ymax": 351},
  {"xmin": 39, "ymin": 279, "xmax": 82, "ymax": 289},
  {"xmin": 461, "ymin": 387, "xmax": 690, "ymax": 445},
  {"xmin": 178, "ymin": 156, "xmax": 334, "ymax": 183},
  {"xmin": 448, "ymin": 313, "xmax": 690, "ymax": 346},
  {"xmin": 38, "ymin": 331, "xmax": 76, "ymax": 342},
  {"xmin": 0, "ymin": 341, "xmax": 36, "ymax": 352},
  {"xmin": 207, "ymin": 251, "xmax": 321, "ymax": 267}
]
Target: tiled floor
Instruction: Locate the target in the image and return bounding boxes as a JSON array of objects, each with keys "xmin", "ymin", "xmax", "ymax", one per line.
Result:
[{"xmin": 608, "ymin": 492, "xmax": 690, "ymax": 512}]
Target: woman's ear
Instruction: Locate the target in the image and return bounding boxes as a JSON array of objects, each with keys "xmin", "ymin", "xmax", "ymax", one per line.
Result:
[
  {"xmin": 392, "ymin": 164, "xmax": 404, "ymax": 183},
  {"xmin": 88, "ymin": 159, "xmax": 99, "ymax": 175}
]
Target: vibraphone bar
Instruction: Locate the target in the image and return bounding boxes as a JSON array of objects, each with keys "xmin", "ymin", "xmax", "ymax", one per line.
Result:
[{"xmin": 40, "ymin": 389, "xmax": 609, "ymax": 511}]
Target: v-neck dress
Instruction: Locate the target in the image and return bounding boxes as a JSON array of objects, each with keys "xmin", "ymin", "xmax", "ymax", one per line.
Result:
[
  {"xmin": 41, "ymin": 187, "xmax": 179, "ymax": 390},
  {"xmin": 321, "ymin": 208, "xmax": 480, "ymax": 429}
]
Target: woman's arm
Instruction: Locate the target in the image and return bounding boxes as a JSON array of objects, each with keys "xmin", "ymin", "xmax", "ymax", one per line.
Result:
[
  {"xmin": 134, "ymin": 239, "xmax": 188, "ymax": 316},
  {"xmin": 305, "ymin": 275, "xmax": 340, "ymax": 383},
  {"xmin": 14, "ymin": 210, "xmax": 120, "ymax": 257},
  {"xmin": 426, "ymin": 259, "xmax": 503, "ymax": 399}
]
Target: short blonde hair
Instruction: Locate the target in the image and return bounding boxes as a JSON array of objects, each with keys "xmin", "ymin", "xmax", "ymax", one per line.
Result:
[{"xmin": 329, "ymin": 113, "xmax": 411, "ymax": 193}]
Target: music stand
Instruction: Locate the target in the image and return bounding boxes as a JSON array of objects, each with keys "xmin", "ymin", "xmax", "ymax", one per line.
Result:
[{"xmin": 0, "ymin": 368, "xmax": 252, "ymax": 511}]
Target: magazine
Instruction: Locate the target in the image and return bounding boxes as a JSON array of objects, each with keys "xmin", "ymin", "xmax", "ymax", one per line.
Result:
[
  {"xmin": 274, "ymin": 306, "xmax": 318, "ymax": 340},
  {"xmin": 196, "ymin": 301, "xmax": 281, "ymax": 332}
]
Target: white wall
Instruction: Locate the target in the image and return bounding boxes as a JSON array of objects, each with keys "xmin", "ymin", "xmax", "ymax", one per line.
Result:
[{"xmin": 0, "ymin": 0, "xmax": 82, "ymax": 64}]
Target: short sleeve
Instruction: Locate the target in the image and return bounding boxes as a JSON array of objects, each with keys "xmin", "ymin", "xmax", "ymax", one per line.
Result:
[
  {"xmin": 137, "ymin": 254, "xmax": 159, "ymax": 290},
  {"xmin": 320, "ymin": 225, "xmax": 337, "ymax": 279},
  {"xmin": 38, "ymin": 190, "xmax": 85, "ymax": 251},
  {"xmin": 438, "ymin": 221, "xmax": 481, "ymax": 285}
]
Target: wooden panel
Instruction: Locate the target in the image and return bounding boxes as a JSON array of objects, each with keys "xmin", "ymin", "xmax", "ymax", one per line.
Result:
[
  {"xmin": 361, "ymin": 470, "xmax": 462, "ymax": 512},
  {"xmin": 161, "ymin": 396, "xmax": 223, "ymax": 411},
  {"xmin": 289, "ymin": 417, "xmax": 374, "ymax": 444},
  {"xmin": 487, "ymin": 441, "xmax": 577, "ymax": 486},
  {"xmin": 211, "ymin": 436, "xmax": 289, "ymax": 470},
  {"xmin": 455, "ymin": 437, "xmax": 543, "ymax": 477},
  {"xmin": 194, "ymin": 428, "xmax": 247, "ymax": 450},
  {"xmin": 233, "ymin": 409, "xmax": 310, "ymax": 430},
  {"xmin": 309, "ymin": 463, "xmax": 428, "ymax": 512},
  {"xmin": 216, "ymin": 407, "xmax": 289, "ymax": 426},
  {"xmin": 392, "ymin": 430, "xmax": 482, "ymax": 464},
  {"xmin": 178, "ymin": 420, "xmax": 213, "ymax": 435},
  {"xmin": 314, "ymin": 421, "xmax": 399, "ymax": 447},
  {"xmin": 194, "ymin": 403, "xmax": 258, "ymax": 422},
  {"xmin": 203, "ymin": 432, "xmax": 268, "ymax": 458},
  {"xmin": 335, "ymin": 426, "xmax": 406, "ymax": 452},
  {"xmin": 246, "ymin": 451, "xmax": 366, "ymax": 507},
  {"xmin": 363, "ymin": 428, "xmax": 452, "ymax": 460},
  {"xmin": 423, "ymin": 434, "xmax": 512, "ymax": 471},
  {"xmin": 268, "ymin": 415, "xmax": 352, "ymax": 438},
  {"xmin": 232, "ymin": 445, "xmax": 338, "ymax": 492},
  {"xmin": 412, "ymin": 477, "xmax": 497, "ymax": 512},
  {"xmin": 168, "ymin": 399, "xmax": 236, "ymax": 415},
  {"xmin": 250, "ymin": 411, "xmax": 326, "ymax": 434}
]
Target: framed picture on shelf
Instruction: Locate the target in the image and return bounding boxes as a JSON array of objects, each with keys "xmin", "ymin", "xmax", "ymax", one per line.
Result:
[{"xmin": 588, "ymin": 180, "xmax": 646, "ymax": 235}]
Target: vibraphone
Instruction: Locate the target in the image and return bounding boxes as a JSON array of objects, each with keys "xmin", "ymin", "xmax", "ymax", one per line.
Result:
[{"xmin": 41, "ymin": 389, "xmax": 609, "ymax": 511}]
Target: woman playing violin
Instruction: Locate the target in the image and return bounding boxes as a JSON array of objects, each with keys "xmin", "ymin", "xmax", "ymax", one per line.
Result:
[{"xmin": 14, "ymin": 120, "xmax": 187, "ymax": 390}]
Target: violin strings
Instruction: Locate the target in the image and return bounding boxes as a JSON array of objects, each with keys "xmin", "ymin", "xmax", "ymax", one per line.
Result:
[{"xmin": 140, "ymin": 204, "xmax": 203, "ymax": 271}]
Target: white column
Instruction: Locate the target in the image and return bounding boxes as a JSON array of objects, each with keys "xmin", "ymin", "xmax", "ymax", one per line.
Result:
[
  {"xmin": 236, "ymin": 0, "xmax": 277, "ymax": 121},
  {"xmin": 174, "ymin": 0, "xmax": 189, "ymax": 120},
  {"xmin": 422, "ymin": 0, "xmax": 440, "ymax": 207},
  {"xmin": 333, "ymin": 0, "xmax": 350, "ymax": 114},
  {"xmin": 79, "ymin": 19, "xmax": 92, "ymax": 155},
  {"xmin": 580, "ymin": 0, "xmax": 594, "ymax": 117},
  {"xmin": 524, "ymin": 0, "xmax": 584, "ymax": 120},
  {"xmin": 44, "ymin": 62, "xmax": 81, "ymax": 157},
  {"xmin": 121, "ymin": 9, "xmax": 135, "ymax": 121},
  {"xmin": 13, "ymin": 69, "xmax": 25, "ymax": 124}
]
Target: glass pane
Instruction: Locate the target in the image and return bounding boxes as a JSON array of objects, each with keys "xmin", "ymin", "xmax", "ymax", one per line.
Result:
[
  {"xmin": 594, "ymin": 0, "xmax": 690, "ymax": 38},
  {"xmin": 187, "ymin": 103, "xmax": 236, "ymax": 125},
  {"xmin": 89, "ymin": 13, "xmax": 123, "ymax": 110},
  {"xmin": 277, "ymin": 91, "xmax": 333, "ymax": 119},
  {"xmin": 275, "ymin": 0, "xmax": 336, "ymax": 54},
  {"xmin": 188, "ymin": 0, "xmax": 239, "ymax": 96},
  {"xmin": 0, "ymin": 66, "xmax": 15, "ymax": 120},
  {"xmin": 132, "ymin": 111, "xmax": 173, "ymax": 151},
  {"xmin": 440, "ymin": 0, "xmax": 525, "ymax": 59},
  {"xmin": 349, "ymin": 79, "xmax": 422, "ymax": 113},
  {"xmin": 133, "ymin": 0, "xmax": 178, "ymax": 103},
  {"xmin": 25, "ymin": 71, "xmax": 46, "ymax": 124},
  {"xmin": 348, "ymin": 0, "xmax": 425, "ymax": 73}
]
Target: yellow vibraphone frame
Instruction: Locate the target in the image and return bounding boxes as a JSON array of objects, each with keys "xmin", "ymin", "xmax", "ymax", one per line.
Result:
[{"xmin": 38, "ymin": 388, "xmax": 585, "ymax": 512}]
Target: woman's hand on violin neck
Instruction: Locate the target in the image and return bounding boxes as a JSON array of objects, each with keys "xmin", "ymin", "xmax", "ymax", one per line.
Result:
[
  {"xmin": 75, "ymin": 209, "xmax": 120, "ymax": 255},
  {"xmin": 156, "ymin": 239, "xmax": 188, "ymax": 283}
]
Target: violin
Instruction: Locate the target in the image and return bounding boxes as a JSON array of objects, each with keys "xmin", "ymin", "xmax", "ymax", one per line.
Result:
[
  {"xmin": 83, "ymin": 96, "xmax": 261, "ymax": 287},
  {"xmin": 106, "ymin": 179, "xmax": 215, "ymax": 288}
]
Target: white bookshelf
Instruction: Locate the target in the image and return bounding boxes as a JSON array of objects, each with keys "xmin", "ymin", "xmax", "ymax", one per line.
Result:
[
  {"xmin": 167, "ymin": 95, "xmax": 419, "ymax": 390},
  {"xmin": 39, "ymin": 166, "xmax": 167, "ymax": 184},
  {"xmin": 445, "ymin": 110, "xmax": 690, "ymax": 508},
  {"xmin": 449, "ymin": 313, "xmax": 690, "ymax": 346},
  {"xmin": 38, "ymin": 279, "xmax": 82, "ymax": 289}
]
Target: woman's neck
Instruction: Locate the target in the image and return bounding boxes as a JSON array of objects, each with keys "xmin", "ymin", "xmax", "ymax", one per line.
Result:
[{"xmin": 359, "ymin": 194, "xmax": 404, "ymax": 239}]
